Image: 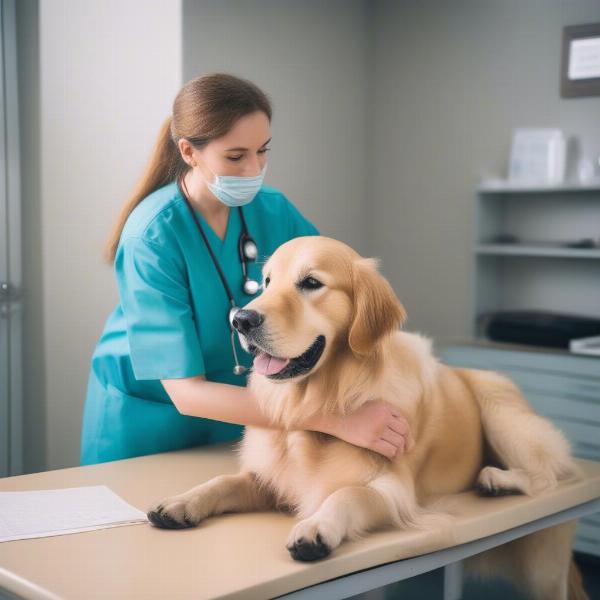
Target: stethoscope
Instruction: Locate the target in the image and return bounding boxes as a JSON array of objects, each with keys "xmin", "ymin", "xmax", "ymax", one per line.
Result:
[{"xmin": 177, "ymin": 175, "xmax": 260, "ymax": 376}]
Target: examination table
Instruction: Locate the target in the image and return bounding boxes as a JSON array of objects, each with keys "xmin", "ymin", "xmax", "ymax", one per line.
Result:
[{"xmin": 1, "ymin": 442, "xmax": 599, "ymax": 600}]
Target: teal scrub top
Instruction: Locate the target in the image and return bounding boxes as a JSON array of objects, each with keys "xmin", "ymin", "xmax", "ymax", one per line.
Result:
[{"xmin": 80, "ymin": 181, "xmax": 319, "ymax": 465}]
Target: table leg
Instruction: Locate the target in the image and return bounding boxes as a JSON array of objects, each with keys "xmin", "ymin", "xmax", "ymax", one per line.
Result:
[{"xmin": 443, "ymin": 561, "xmax": 464, "ymax": 600}]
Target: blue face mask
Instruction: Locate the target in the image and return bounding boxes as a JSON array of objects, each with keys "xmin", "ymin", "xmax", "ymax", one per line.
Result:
[{"xmin": 204, "ymin": 164, "xmax": 267, "ymax": 207}]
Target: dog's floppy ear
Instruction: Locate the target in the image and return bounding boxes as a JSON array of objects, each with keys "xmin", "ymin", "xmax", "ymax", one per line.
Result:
[{"xmin": 348, "ymin": 257, "xmax": 407, "ymax": 357}]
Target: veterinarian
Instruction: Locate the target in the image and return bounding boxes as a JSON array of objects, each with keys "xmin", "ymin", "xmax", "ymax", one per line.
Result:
[{"xmin": 80, "ymin": 73, "xmax": 411, "ymax": 466}]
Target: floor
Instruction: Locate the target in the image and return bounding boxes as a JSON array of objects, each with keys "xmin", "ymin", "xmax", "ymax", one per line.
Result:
[{"xmin": 349, "ymin": 552, "xmax": 600, "ymax": 599}]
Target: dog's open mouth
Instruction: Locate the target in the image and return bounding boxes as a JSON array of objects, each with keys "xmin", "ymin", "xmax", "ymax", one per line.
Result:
[{"xmin": 248, "ymin": 335, "xmax": 326, "ymax": 380}]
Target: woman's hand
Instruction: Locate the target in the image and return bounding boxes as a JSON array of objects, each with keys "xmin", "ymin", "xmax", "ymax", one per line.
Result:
[{"xmin": 327, "ymin": 400, "xmax": 414, "ymax": 459}]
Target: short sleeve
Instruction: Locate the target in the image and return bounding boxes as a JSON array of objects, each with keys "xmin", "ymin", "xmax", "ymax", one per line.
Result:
[
  {"xmin": 115, "ymin": 236, "xmax": 205, "ymax": 380},
  {"xmin": 286, "ymin": 200, "xmax": 320, "ymax": 238}
]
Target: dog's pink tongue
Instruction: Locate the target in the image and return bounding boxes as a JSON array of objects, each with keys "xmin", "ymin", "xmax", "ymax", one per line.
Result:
[{"xmin": 253, "ymin": 352, "xmax": 290, "ymax": 376}]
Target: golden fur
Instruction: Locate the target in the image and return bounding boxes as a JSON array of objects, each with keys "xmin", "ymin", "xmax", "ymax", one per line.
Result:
[{"xmin": 149, "ymin": 236, "xmax": 587, "ymax": 599}]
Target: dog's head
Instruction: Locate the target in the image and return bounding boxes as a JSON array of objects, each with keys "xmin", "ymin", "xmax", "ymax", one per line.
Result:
[{"xmin": 233, "ymin": 236, "xmax": 407, "ymax": 383}]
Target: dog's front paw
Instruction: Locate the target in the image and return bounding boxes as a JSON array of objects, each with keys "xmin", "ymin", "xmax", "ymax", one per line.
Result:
[
  {"xmin": 286, "ymin": 517, "xmax": 340, "ymax": 561},
  {"xmin": 147, "ymin": 495, "xmax": 198, "ymax": 529}
]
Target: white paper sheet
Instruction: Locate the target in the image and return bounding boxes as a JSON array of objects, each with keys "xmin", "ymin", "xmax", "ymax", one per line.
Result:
[{"xmin": 0, "ymin": 485, "xmax": 149, "ymax": 543}]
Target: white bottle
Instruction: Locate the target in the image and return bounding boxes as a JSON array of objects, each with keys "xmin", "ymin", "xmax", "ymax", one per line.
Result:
[{"xmin": 547, "ymin": 132, "xmax": 566, "ymax": 185}]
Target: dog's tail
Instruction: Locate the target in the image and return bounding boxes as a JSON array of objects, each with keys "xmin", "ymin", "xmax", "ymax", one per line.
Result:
[{"xmin": 456, "ymin": 368, "xmax": 580, "ymax": 496}]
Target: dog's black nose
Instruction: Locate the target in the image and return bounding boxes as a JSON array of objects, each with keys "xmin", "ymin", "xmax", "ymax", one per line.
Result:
[{"xmin": 232, "ymin": 309, "xmax": 264, "ymax": 334}]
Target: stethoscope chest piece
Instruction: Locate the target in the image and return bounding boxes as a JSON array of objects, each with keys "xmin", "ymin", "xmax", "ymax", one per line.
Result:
[
  {"xmin": 243, "ymin": 238, "xmax": 258, "ymax": 260},
  {"xmin": 243, "ymin": 279, "xmax": 260, "ymax": 295},
  {"xmin": 239, "ymin": 230, "xmax": 260, "ymax": 296}
]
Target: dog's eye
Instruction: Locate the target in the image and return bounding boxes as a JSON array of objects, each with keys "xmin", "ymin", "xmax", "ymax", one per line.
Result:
[{"xmin": 298, "ymin": 276, "xmax": 323, "ymax": 291}]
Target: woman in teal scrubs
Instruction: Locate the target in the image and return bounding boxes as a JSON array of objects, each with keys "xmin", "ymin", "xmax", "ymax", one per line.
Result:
[{"xmin": 80, "ymin": 73, "xmax": 410, "ymax": 465}]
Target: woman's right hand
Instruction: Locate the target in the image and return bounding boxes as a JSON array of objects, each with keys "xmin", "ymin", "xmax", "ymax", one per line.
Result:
[{"xmin": 329, "ymin": 400, "xmax": 414, "ymax": 459}]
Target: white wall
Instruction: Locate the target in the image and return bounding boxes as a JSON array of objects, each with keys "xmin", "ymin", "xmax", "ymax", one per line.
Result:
[
  {"xmin": 17, "ymin": 0, "xmax": 182, "ymax": 471},
  {"xmin": 370, "ymin": 0, "xmax": 600, "ymax": 342}
]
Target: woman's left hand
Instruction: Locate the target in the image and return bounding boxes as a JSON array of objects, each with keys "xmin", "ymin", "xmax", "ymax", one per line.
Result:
[{"xmin": 315, "ymin": 400, "xmax": 415, "ymax": 459}]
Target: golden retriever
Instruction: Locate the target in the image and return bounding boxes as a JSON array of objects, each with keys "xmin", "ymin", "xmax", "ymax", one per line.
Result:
[{"xmin": 148, "ymin": 236, "xmax": 587, "ymax": 600}]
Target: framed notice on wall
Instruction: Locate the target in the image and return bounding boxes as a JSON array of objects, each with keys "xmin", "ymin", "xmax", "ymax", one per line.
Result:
[{"xmin": 561, "ymin": 22, "xmax": 600, "ymax": 98}]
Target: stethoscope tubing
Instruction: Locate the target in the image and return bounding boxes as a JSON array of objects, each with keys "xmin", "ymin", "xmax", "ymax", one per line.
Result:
[{"xmin": 177, "ymin": 176, "xmax": 259, "ymax": 375}]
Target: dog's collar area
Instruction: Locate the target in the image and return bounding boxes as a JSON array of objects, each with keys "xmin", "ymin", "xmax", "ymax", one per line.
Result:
[{"xmin": 252, "ymin": 335, "xmax": 326, "ymax": 381}]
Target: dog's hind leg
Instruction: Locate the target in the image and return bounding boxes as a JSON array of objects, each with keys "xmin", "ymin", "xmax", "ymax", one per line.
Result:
[
  {"xmin": 147, "ymin": 470, "xmax": 276, "ymax": 529},
  {"xmin": 458, "ymin": 368, "xmax": 578, "ymax": 497}
]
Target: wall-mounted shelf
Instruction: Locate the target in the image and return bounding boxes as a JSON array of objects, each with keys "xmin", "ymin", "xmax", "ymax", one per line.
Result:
[
  {"xmin": 478, "ymin": 179, "xmax": 600, "ymax": 194},
  {"xmin": 471, "ymin": 181, "xmax": 600, "ymax": 333},
  {"xmin": 475, "ymin": 244, "xmax": 600, "ymax": 259}
]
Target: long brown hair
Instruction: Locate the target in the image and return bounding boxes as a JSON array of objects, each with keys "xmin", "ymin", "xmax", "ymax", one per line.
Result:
[{"xmin": 104, "ymin": 73, "xmax": 272, "ymax": 263}]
